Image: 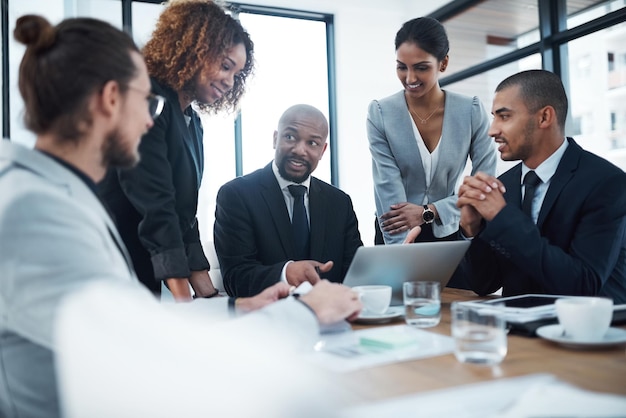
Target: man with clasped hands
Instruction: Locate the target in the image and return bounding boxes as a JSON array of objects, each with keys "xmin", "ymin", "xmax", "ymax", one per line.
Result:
[{"xmin": 456, "ymin": 70, "xmax": 626, "ymax": 303}]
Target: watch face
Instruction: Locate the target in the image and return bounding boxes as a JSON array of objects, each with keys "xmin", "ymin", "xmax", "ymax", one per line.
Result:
[{"xmin": 423, "ymin": 208, "xmax": 435, "ymax": 223}]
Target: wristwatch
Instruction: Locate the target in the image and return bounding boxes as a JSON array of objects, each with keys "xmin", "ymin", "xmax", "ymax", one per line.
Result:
[{"xmin": 422, "ymin": 205, "xmax": 435, "ymax": 224}]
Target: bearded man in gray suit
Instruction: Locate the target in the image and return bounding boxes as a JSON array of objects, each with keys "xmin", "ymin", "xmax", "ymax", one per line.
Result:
[{"xmin": 0, "ymin": 15, "xmax": 361, "ymax": 418}]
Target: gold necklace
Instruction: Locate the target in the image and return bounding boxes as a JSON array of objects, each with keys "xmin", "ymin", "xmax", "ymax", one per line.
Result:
[{"xmin": 409, "ymin": 105, "xmax": 441, "ymax": 124}]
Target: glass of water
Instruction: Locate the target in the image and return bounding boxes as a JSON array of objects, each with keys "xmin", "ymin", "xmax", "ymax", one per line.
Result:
[
  {"xmin": 403, "ymin": 281, "xmax": 441, "ymax": 327},
  {"xmin": 451, "ymin": 301, "xmax": 508, "ymax": 365}
]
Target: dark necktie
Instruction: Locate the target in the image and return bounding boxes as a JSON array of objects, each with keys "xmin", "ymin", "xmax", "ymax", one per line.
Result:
[
  {"xmin": 521, "ymin": 171, "xmax": 541, "ymax": 219},
  {"xmin": 288, "ymin": 185, "xmax": 310, "ymax": 260}
]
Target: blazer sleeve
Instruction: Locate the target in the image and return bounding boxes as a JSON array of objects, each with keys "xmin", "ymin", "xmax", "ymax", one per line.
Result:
[
  {"xmin": 366, "ymin": 99, "xmax": 408, "ymax": 243},
  {"xmin": 430, "ymin": 96, "xmax": 496, "ymax": 234},
  {"xmin": 116, "ymin": 102, "xmax": 203, "ymax": 280},
  {"xmin": 468, "ymin": 96, "xmax": 497, "ymax": 177},
  {"xmin": 214, "ymin": 182, "xmax": 286, "ymax": 297}
]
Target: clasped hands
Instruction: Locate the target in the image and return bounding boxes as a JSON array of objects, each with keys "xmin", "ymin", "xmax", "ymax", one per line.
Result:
[{"xmin": 457, "ymin": 171, "xmax": 507, "ymax": 238}]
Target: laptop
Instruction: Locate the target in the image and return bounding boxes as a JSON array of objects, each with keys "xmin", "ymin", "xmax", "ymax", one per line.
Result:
[{"xmin": 343, "ymin": 241, "xmax": 471, "ymax": 306}]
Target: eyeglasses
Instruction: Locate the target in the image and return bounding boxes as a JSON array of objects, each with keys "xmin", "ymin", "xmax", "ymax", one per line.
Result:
[
  {"xmin": 127, "ymin": 85, "xmax": 166, "ymax": 120},
  {"xmin": 146, "ymin": 92, "xmax": 166, "ymax": 120}
]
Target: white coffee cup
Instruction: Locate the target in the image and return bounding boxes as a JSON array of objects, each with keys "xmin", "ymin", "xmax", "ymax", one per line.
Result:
[
  {"xmin": 555, "ymin": 297, "xmax": 613, "ymax": 341},
  {"xmin": 352, "ymin": 285, "xmax": 392, "ymax": 315}
]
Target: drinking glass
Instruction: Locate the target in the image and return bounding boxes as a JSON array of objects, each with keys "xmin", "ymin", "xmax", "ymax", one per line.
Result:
[
  {"xmin": 403, "ymin": 281, "xmax": 441, "ymax": 327},
  {"xmin": 451, "ymin": 301, "xmax": 507, "ymax": 365}
]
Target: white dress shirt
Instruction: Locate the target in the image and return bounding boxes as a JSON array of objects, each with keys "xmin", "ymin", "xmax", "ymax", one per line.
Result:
[
  {"xmin": 521, "ymin": 139, "xmax": 569, "ymax": 224},
  {"xmin": 410, "ymin": 111, "xmax": 441, "ymax": 205}
]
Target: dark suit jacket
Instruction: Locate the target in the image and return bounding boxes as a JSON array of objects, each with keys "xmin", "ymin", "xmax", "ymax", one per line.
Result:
[
  {"xmin": 99, "ymin": 78, "xmax": 209, "ymax": 294},
  {"xmin": 463, "ymin": 138, "xmax": 626, "ymax": 303},
  {"xmin": 214, "ymin": 163, "xmax": 363, "ymax": 297}
]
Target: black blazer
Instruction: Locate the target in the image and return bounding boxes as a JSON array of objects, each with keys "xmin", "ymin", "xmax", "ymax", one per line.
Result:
[
  {"xmin": 214, "ymin": 163, "xmax": 363, "ymax": 297},
  {"xmin": 99, "ymin": 78, "xmax": 209, "ymax": 294},
  {"xmin": 463, "ymin": 138, "xmax": 626, "ymax": 303}
]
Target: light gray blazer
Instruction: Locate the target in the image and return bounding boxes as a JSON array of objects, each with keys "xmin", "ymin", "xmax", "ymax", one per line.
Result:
[
  {"xmin": 367, "ymin": 90, "xmax": 497, "ymax": 243},
  {"xmin": 0, "ymin": 141, "xmax": 137, "ymax": 418}
]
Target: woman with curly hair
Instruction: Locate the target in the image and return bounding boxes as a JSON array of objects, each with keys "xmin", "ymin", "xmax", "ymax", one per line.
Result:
[{"xmin": 99, "ymin": 0, "xmax": 254, "ymax": 301}]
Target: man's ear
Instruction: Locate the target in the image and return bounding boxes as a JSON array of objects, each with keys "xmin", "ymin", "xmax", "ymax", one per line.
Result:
[
  {"xmin": 538, "ymin": 106, "xmax": 556, "ymax": 129},
  {"xmin": 320, "ymin": 142, "xmax": 328, "ymax": 159},
  {"xmin": 99, "ymin": 80, "xmax": 121, "ymax": 118}
]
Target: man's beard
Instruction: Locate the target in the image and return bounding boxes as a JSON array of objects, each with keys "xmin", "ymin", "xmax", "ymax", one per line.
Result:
[
  {"xmin": 277, "ymin": 156, "xmax": 311, "ymax": 184},
  {"xmin": 101, "ymin": 130, "xmax": 139, "ymax": 169}
]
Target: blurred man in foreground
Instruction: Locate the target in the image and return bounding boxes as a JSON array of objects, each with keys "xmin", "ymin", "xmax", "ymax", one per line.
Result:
[{"xmin": 0, "ymin": 14, "xmax": 360, "ymax": 418}]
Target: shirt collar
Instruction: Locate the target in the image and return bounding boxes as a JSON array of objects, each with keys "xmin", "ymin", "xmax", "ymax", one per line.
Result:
[
  {"xmin": 521, "ymin": 138, "xmax": 569, "ymax": 184},
  {"xmin": 272, "ymin": 160, "xmax": 311, "ymax": 191}
]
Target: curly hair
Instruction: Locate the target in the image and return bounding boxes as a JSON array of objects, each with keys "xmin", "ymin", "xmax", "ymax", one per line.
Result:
[{"xmin": 143, "ymin": 0, "xmax": 254, "ymax": 114}]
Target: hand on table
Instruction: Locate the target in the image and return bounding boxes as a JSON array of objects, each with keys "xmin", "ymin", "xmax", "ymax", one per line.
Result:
[
  {"xmin": 235, "ymin": 282, "xmax": 292, "ymax": 313},
  {"xmin": 285, "ymin": 260, "xmax": 333, "ymax": 286},
  {"xmin": 299, "ymin": 280, "xmax": 362, "ymax": 324}
]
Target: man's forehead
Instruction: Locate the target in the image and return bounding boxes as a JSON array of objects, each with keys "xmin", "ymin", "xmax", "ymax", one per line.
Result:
[
  {"xmin": 280, "ymin": 117, "xmax": 327, "ymax": 134},
  {"xmin": 492, "ymin": 86, "xmax": 521, "ymax": 111}
]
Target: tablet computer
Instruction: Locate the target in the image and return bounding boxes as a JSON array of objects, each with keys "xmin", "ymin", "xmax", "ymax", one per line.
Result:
[{"xmin": 479, "ymin": 294, "xmax": 569, "ymax": 315}]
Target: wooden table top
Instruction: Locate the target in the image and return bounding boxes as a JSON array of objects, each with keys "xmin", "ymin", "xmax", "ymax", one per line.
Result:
[{"xmin": 336, "ymin": 288, "xmax": 626, "ymax": 405}]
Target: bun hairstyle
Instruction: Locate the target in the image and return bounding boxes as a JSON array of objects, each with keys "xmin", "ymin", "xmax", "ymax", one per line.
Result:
[
  {"xmin": 395, "ymin": 17, "xmax": 449, "ymax": 62},
  {"xmin": 14, "ymin": 15, "xmax": 56, "ymax": 53},
  {"xmin": 14, "ymin": 15, "xmax": 140, "ymax": 141}
]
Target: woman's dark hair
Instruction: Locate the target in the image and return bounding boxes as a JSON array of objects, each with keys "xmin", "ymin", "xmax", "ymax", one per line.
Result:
[
  {"xmin": 143, "ymin": 0, "xmax": 255, "ymax": 114},
  {"xmin": 395, "ymin": 17, "xmax": 449, "ymax": 61},
  {"xmin": 14, "ymin": 15, "xmax": 140, "ymax": 141}
]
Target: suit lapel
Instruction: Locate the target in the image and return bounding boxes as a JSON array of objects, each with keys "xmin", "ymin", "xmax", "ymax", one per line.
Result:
[
  {"xmin": 259, "ymin": 165, "xmax": 294, "ymax": 257},
  {"xmin": 7, "ymin": 143, "xmax": 137, "ymax": 276},
  {"xmin": 174, "ymin": 105, "xmax": 202, "ymax": 188},
  {"xmin": 308, "ymin": 178, "xmax": 326, "ymax": 260},
  {"xmin": 537, "ymin": 139, "xmax": 579, "ymax": 228}
]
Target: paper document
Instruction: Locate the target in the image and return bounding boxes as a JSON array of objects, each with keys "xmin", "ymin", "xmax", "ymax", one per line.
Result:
[{"xmin": 304, "ymin": 324, "xmax": 454, "ymax": 373}]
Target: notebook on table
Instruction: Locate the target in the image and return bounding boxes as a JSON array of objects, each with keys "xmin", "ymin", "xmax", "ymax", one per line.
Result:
[{"xmin": 343, "ymin": 241, "xmax": 471, "ymax": 306}]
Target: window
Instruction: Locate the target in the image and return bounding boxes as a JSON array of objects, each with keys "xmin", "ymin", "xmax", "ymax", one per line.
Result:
[
  {"xmin": 129, "ymin": 2, "xmax": 336, "ymax": 241},
  {"xmin": 6, "ymin": 0, "xmax": 123, "ymax": 146},
  {"xmin": 435, "ymin": 0, "xmax": 626, "ymax": 171}
]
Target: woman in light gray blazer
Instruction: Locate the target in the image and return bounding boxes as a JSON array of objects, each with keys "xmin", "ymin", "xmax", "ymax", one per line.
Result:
[{"xmin": 367, "ymin": 17, "xmax": 496, "ymax": 253}]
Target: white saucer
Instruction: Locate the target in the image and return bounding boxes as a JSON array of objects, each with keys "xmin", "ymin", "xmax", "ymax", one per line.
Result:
[
  {"xmin": 354, "ymin": 306, "xmax": 404, "ymax": 325},
  {"xmin": 536, "ymin": 324, "xmax": 626, "ymax": 349}
]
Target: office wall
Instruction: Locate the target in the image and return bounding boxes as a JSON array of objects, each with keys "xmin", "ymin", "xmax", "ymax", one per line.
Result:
[{"xmin": 235, "ymin": 0, "xmax": 450, "ymax": 245}]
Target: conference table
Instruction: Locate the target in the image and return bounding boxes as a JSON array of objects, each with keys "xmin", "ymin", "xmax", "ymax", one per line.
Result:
[{"xmin": 337, "ymin": 288, "xmax": 626, "ymax": 406}]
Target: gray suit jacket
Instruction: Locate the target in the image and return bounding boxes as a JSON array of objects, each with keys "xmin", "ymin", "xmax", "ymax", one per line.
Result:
[
  {"xmin": 0, "ymin": 141, "xmax": 137, "ymax": 418},
  {"xmin": 367, "ymin": 90, "xmax": 497, "ymax": 243}
]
